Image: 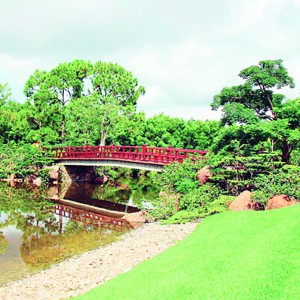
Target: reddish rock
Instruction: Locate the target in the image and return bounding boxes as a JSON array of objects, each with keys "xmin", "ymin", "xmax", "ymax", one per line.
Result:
[
  {"xmin": 196, "ymin": 166, "xmax": 212, "ymax": 185},
  {"xmin": 229, "ymin": 190, "xmax": 253, "ymax": 211},
  {"xmin": 122, "ymin": 211, "xmax": 146, "ymax": 228},
  {"xmin": 266, "ymin": 195, "xmax": 297, "ymax": 210}
]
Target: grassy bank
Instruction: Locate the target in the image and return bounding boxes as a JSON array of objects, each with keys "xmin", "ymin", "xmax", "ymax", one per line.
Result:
[{"xmin": 75, "ymin": 205, "xmax": 300, "ymax": 300}]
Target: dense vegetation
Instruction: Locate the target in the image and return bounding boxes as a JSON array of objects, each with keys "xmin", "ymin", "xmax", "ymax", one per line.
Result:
[
  {"xmin": 76, "ymin": 205, "xmax": 300, "ymax": 300},
  {"xmin": 1, "ymin": 58, "xmax": 300, "ymax": 222}
]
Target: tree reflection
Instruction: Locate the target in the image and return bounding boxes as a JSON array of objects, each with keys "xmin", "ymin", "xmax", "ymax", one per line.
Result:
[
  {"xmin": 0, "ymin": 232, "xmax": 8, "ymax": 255},
  {"xmin": 0, "ymin": 182, "xmax": 129, "ymax": 272}
]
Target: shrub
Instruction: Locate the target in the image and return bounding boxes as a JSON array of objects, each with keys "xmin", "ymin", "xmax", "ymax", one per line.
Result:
[{"xmin": 252, "ymin": 165, "xmax": 300, "ymax": 203}]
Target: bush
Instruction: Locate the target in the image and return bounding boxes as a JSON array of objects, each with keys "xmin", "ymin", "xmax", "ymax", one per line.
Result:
[
  {"xmin": 150, "ymin": 190, "xmax": 180, "ymax": 220},
  {"xmin": 157, "ymin": 154, "xmax": 210, "ymax": 195},
  {"xmin": 0, "ymin": 143, "xmax": 53, "ymax": 179},
  {"xmin": 252, "ymin": 165, "xmax": 300, "ymax": 203}
]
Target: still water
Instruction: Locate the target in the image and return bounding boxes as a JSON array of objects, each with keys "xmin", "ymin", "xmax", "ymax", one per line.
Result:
[{"xmin": 0, "ymin": 179, "xmax": 158, "ymax": 286}]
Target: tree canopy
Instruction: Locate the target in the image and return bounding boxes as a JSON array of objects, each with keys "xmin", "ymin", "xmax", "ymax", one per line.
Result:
[
  {"xmin": 23, "ymin": 59, "xmax": 145, "ymax": 145},
  {"xmin": 211, "ymin": 59, "xmax": 296, "ymax": 163}
]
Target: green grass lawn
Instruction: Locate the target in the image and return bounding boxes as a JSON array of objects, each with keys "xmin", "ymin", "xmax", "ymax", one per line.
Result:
[{"xmin": 75, "ymin": 205, "xmax": 300, "ymax": 300}]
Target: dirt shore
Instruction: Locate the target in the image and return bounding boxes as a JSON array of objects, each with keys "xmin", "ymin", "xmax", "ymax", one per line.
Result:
[{"xmin": 0, "ymin": 221, "xmax": 199, "ymax": 300}]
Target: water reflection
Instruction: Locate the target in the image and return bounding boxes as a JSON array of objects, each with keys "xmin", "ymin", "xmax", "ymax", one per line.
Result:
[
  {"xmin": 0, "ymin": 174, "xmax": 159, "ymax": 286},
  {"xmin": 0, "ymin": 183, "xmax": 131, "ymax": 286},
  {"xmin": 52, "ymin": 182, "xmax": 140, "ymax": 215}
]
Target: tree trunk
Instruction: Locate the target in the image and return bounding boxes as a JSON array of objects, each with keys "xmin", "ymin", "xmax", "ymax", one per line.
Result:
[
  {"xmin": 100, "ymin": 131, "xmax": 106, "ymax": 146},
  {"xmin": 281, "ymin": 139, "xmax": 292, "ymax": 164},
  {"xmin": 61, "ymin": 114, "xmax": 65, "ymax": 144}
]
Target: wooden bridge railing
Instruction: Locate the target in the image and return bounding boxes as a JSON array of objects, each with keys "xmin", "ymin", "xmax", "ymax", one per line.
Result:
[
  {"xmin": 51, "ymin": 144, "xmax": 206, "ymax": 165},
  {"xmin": 52, "ymin": 204, "xmax": 132, "ymax": 231}
]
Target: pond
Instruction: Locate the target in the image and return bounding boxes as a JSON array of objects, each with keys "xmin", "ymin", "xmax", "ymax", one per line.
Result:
[{"xmin": 0, "ymin": 175, "xmax": 159, "ymax": 286}]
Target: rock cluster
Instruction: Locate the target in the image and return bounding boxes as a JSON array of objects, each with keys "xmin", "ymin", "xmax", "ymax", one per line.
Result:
[{"xmin": 229, "ymin": 191, "xmax": 297, "ymax": 211}]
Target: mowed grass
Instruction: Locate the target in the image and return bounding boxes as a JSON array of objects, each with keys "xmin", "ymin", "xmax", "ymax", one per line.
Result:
[{"xmin": 75, "ymin": 205, "xmax": 300, "ymax": 300}]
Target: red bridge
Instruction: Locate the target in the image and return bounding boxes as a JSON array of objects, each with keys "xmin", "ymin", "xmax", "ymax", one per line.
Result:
[
  {"xmin": 52, "ymin": 144, "xmax": 206, "ymax": 171},
  {"xmin": 52, "ymin": 203, "xmax": 132, "ymax": 232}
]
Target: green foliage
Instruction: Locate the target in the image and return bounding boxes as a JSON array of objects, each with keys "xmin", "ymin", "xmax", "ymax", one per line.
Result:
[
  {"xmin": 209, "ymin": 152, "xmax": 283, "ymax": 195},
  {"xmin": 23, "ymin": 60, "xmax": 145, "ymax": 146},
  {"xmin": 24, "ymin": 60, "xmax": 92, "ymax": 144},
  {"xmin": 252, "ymin": 165, "xmax": 300, "ymax": 203},
  {"xmin": 290, "ymin": 149, "xmax": 300, "ymax": 165},
  {"xmin": 0, "ymin": 143, "xmax": 53, "ymax": 179},
  {"xmin": 158, "ymin": 154, "xmax": 209, "ymax": 195},
  {"xmin": 179, "ymin": 183, "xmax": 219, "ymax": 211},
  {"xmin": 153, "ymin": 154, "xmax": 234, "ymax": 223},
  {"xmin": 212, "ymin": 59, "xmax": 296, "ymax": 163},
  {"xmin": 212, "ymin": 59, "xmax": 294, "ymax": 122},
  {"xmin": 0, "ymin": 83, "xmax": 12, "ymax": 106},
  {"xmin": 162, "ymin": 210, "xmax": 201, "ymax": 224},
  {"xmin": 163, "ymin": 194, "xmax": 235, "ymax": 224},
  {"xmin": 150, "ymin": 192, "xmax": 180, "ymax": 221}
]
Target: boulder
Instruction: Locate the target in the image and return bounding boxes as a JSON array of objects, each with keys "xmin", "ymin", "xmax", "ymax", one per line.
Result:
[
  {"xmin": 44, "ymin": 165, "xmax": 60, "ymax": 181},
  {"xmin": 33, "ymin": 177, "xmax": 42, "ymax": 187},
  {"xmin": 122, "ymin": 211, "xmax": 146, "ymax": 228},
  {"xmin": 266, "ymin": 195, "xmax": 297, "ymax": 210},
  {"xmin": 229, "ymin": 190, "xmax": 253, "ymax": 211},
  {"xmin": 47, "ymin": 186, "xmax": 59, "ymax": 199},
  {"xmin": 196, "ymin": 166, "xmax": 212, "ymax": 185}
]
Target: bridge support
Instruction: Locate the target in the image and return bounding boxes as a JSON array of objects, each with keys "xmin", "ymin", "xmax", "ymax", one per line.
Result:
[{"xmin": 61, "ymin": 165, "xmax": 97, "ymax": 183}]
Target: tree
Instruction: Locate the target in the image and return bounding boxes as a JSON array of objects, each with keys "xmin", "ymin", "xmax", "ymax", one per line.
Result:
[
  {"xmin": 211, "ymin": 59, "xmax": 296, "ymax": 163},
  {"xmin": 90, "ymin": 61, "xmax": 145, "ymax": 145},
  {"xmin": 24, "ymin": 60, "xmax": 91, "ymax": 144},
  {"xmin": 0, "ymin": 84, "xmax": 30, "ymax": 144},
  {"xmin": 24, "ymin": 60, "xmax": 145, "ymax": 146},
  {"xmin": 0, "ymin": 83, "xmax": 12, "ymax": 106}
]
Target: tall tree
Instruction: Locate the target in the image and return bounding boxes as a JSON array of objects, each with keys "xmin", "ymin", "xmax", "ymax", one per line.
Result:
[
  {"xmin": 0, "ymin": 83, "xmax": 12, "ymax": 106},
  {"xmin": 211, "ymin": 59, "xmax": 296, "ymax": 163},
  {"xmin": 24, "ymin": 60, "xmax": 144, "ymax": 146},
  {"xmin": 90, "ymin": 61, "xmax": 145, "ymax": 145},
  {"xmin": 0, "ymin": 84, "xmax": 30, "ymax": 143},
  {"xmin": 92, "ymin": 61, "xmax": 145, "ymax": 108},
  {"xmin": 24, "ymin": 60, "xmax": 91, "ymax": 144}
]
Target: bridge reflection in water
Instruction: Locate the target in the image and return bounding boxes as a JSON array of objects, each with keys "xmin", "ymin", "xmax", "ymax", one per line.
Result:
[{"xmin": 52, "ymin": 204, "xmax": 133, "ymax": 231}]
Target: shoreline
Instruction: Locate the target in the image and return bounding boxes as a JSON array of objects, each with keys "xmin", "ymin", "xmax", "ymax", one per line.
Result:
[{"xmin": 0, "ymin": 221, "xmax": 199, "ymax": 300}]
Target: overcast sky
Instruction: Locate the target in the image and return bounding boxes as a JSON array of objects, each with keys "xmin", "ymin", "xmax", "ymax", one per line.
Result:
[{"xmin": 1, "ymin": 0, "xmax": 300, "ymax": 120}]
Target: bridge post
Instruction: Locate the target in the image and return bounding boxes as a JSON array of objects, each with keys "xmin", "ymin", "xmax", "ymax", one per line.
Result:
[
  {"xmin": 169, "ymin": 145, "xmax": 173, "ymax": 163},
  {"xmin": 85, "ymin": 144, "xmax": 89, "ymax": 158},
  {"xmin": 142, "ymin": 144, "xmax": 146, "ymax": 161}
]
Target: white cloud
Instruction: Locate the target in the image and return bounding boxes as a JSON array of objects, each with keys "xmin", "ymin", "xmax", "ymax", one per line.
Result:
[
  {"xmin": 0, "ymin": 54, "xmax": 37, "ymax": 72},
  {"xmin": 0, "ymin": 0, "xmax": 300, "ymax": 117}
]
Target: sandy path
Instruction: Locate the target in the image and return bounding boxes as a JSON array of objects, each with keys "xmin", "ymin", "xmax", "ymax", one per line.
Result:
[{"xmin": 0, "ymin": 222, "xmax": 199, "ymax": 300}]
